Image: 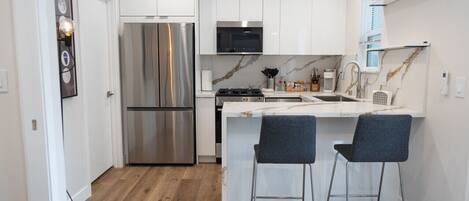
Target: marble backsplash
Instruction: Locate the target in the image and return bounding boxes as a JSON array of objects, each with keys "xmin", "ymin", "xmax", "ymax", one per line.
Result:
[
  {"xmin": 200, "ymin": 51, "xmax": 429, "ymax": 113},
  {"xmin": 200, "ymin": 55, "xmax": 342, "ymax": 90},
  {"xmin": 336, "ymin": 47, "xmax": 429, "ymax": 112}
]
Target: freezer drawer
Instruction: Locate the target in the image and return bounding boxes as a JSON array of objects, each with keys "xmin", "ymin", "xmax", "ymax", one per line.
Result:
[{"xmin": 126, "ymin": 110, "xmax": 195, "ymax": 164}]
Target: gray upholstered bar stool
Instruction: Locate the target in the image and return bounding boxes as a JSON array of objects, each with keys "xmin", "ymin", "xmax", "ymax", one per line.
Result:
[
  {"xmin": 327, "ymin": 114, "xmax": 412, "ymax": 201},
  {"xmin": 251, "ymin": 115, "xmax": 317, "ymax": 201}
]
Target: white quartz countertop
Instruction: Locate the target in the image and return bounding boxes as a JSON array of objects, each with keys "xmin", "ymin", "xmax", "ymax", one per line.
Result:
[{"xmin": 222, "ymin": 101, "xmax": 425, "ymax": 118}]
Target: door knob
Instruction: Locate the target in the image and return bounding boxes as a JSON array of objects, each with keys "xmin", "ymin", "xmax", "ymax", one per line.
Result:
[{"xmin": 107, "ymin": 91, "xmax": 114, "ymax": 97}]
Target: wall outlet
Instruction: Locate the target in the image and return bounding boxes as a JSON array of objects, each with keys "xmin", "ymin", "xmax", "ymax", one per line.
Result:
[
  {"xmin": 0, "ymin": 69, "xmax": 8, "ymax": 93},
  {"xmin": 455, "ymin": 76, "xmax": 466, "ymax": 98}
]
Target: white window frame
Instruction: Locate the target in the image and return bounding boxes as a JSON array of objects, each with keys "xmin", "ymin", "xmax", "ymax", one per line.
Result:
[{"xmin": 359, "ymin": 0, "xmax": 383, "ymax": 73}]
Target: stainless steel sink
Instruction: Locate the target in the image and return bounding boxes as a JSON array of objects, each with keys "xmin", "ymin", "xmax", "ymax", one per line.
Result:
[{"xmin": 313, "ymin": 95, "xmax": 358, "ymax": 102}]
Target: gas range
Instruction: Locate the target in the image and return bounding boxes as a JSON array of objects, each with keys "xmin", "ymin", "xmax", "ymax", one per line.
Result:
[
  {"xmin": 214, "ymin": 88, "xmax": 264, "ymax": 163},
  {"xmin": 215, "ymin": 88, "xmax": 264, "ymax": 106}
]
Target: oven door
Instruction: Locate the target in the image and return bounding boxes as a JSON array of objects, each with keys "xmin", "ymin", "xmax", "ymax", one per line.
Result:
[
  {"xmin": 217, "ymin": 22, "xmax": 263, "ymax": 54},
  {"xmin": 215, "ymin": 105, "xmax": 222, "ymax": 163}
]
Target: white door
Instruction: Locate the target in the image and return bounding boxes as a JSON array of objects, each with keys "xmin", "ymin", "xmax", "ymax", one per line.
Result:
[
  {"xmin": 120, "ymin": 0, "xmax": 157, "ymax": 16},
  {"xmin": 158, "ymin": 0, "xmax": 195, "ymax": 16},
  {"xmin": 79, "ymin": 0, "xmax": 114, "ymax": 181}
]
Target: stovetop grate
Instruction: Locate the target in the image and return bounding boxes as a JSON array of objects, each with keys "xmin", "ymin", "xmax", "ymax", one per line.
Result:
[{"xmin": 216, "ymin": 88, "xmax": 263, "ymax": 97}]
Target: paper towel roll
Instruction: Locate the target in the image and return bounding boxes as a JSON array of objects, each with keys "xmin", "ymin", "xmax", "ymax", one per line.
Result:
[{"xmin": 201, "ymin": 70, "xmax": 213, "ymax": 91}]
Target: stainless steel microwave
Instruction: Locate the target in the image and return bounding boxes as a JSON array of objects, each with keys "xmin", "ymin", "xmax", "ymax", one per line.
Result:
[{"xmin": 216, "ymin": 21, "xmax": 263, "ymax": 55}]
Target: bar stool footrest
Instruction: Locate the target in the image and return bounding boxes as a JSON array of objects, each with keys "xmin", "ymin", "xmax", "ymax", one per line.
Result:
[
  {"xmin": 255, "ymin": 195, "xmax": 303, "ymax": 200},
  {"xmin": 329, "ymin": 194, "xmax": 379, "ymax": 198}
]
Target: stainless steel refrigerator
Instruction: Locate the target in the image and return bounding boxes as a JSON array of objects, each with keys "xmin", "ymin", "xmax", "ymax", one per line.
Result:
[{"xmin": 120, "ymin": 23, "xmax": 195, "ymax": 164}]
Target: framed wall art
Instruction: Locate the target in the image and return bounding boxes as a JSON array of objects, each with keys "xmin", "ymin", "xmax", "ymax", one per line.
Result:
[{"xmin": 55, "ymin": 0, "xmax": 78, "ymax": 98}]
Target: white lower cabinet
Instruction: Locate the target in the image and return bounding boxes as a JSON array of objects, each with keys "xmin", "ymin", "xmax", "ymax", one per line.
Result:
[{"xmin": 196, "ymin": 97, "xmax": 216, "ymax": 157}]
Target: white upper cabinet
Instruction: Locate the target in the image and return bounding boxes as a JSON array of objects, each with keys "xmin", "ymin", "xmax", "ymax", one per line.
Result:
[
  {"xmin": 200, "ymin": 0, "xmax": 346, "ymax": 55},
  {"xmin": 216, "ymin": 0, "xmax": 240, "ymax": 21},
  {"xmin": 120, "ymin": 0, "xmax": 158, "ymax": 16},
  {"xmin": 200, "ymin": 0, "xmax": 217, "ymax": 54},
  {"xmin": 263, "ymin": 0, "xmax": 280, "ymax": 54},
  {"xmin": 158, "ymin": 0, "xmax": 195, "ymax": 16},
  {"xmin": 120, "ymin": 0, "xmax": 196, "ymax": 17},
  {"xmin": 279, "ymin": 0, "xmax": 312, "ymax": 55},
  {"xmin": 240, "ymin": 0, "xmax": 263, "ymax": 21},
  {"xmin": 216, "ymin": 0, "xmax": 263, "ymax": 21},
  {"xmin": 311, "ymin": 0, "xmax": 346, "ymax": 55}
]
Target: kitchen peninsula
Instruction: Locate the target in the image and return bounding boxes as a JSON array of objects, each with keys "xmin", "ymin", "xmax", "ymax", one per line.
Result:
[{"xmin": 221, "ymin": 99, "xmax": 424, "ymax": 201}]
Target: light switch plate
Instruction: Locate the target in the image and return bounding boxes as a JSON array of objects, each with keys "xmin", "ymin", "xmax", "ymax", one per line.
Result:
[
  {"xmin": 0, "ymin": 69, "xmax": 8, "ymax": 93},
  {"xmin": 455, "ymin": 76, "xmax": 466, "ymax": 98},
  {"xmin": 440, "ymin": 70, "xmax": 449, "ymax": 96}
]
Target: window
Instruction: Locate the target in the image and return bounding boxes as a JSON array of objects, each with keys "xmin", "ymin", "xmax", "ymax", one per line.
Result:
[{"xmin": 360, "ymin": 0, "xmax": 384, "ymax": 71}]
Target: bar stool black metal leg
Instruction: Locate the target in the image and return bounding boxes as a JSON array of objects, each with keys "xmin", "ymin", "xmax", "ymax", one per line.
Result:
[
  {"xmin": 377, "ymin": 162, "xmax": 386, "ymax": 201},
  {"xmin": 327, "ymin": 152, "xmax": 339, "ymax": 201},
  {"xmin": 345, "ymin": 162, "xmax": 349, "ymax": 201},
  {"xmin": 398, "ymin": 163, "xmax": 405, "ymax": 201},
  {"xmin": 251, "ymin": 155, "xmax": 258, "ymax": 201},
  {"xmin": 302, "ymin": 164, "xmax": 306, "ymax": 201},
  {"xmin": 308, "ymin": 164, "xmax": 315, "ymax": 201}
]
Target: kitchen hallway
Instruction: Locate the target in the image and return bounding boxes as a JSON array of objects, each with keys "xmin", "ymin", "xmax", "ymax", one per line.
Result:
[{"xmin": 88, "ymin": 164, "xmax": 221, "ymax": 201}]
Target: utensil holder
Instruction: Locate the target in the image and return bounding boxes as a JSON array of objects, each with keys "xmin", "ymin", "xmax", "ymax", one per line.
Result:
[{"xmin": 267, "ymin": 78, "xmax": 275, "ymax": 90}]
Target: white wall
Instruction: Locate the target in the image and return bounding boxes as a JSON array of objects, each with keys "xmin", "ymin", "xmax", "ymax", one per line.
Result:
[
  {"xmin": 384, "ymin": 1, "xmax": 469, "ymax": 200},
  {"xmin": 0, "ymin": 0, "xmax": 28, "ymax": 200}
]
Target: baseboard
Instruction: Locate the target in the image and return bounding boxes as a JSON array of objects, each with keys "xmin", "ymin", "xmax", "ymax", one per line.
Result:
[
  {"xmin": 198, "ymin": 156, "xmax": 217, "ymax": 163},
  {"xmin": 69, "ymin": 185, "xmax": 91, "ymax": 201}
]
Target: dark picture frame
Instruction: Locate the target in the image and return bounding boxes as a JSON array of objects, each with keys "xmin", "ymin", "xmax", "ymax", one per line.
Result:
[{"xmin": 55, "ymin": 0, "xmax": 78, "ymax": 98}]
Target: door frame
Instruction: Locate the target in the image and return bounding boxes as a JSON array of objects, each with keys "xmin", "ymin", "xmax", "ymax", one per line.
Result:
[
  {"xmin": 12, "ymin": 0, "xmax": 67, "ymax": 200},
  {"xmin": 107, "ymin": 0, "xmax": 125, "ymax": 168}
]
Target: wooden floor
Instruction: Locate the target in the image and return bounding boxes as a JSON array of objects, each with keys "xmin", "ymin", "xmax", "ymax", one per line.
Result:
[{"xmin": 88, "ymin": 164, "xmax": 222, "ymax": 201}]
